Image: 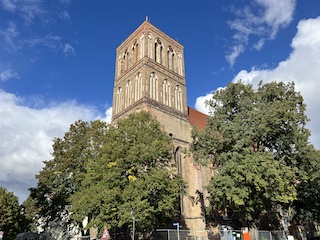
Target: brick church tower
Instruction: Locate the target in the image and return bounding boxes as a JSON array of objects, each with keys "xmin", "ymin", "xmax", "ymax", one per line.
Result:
[{"xmin": 111, "ymin": 17, "xmax": 211, "ymax": 235}]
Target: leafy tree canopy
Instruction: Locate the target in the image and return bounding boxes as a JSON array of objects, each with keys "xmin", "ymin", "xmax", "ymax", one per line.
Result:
[
  {"xmin": 31, "ymin": 111, "xmax": 183, "ymax": 236},
  {"xmin": 30, "ymin": 119, "xmax": 109, "ymax": 228},
  {"xmin": 0, "ymin": 187, "xmax": 30, "ymax": 240},
  {"xmin": 191, "ymin": 81, "xmax": 317, "ymax": 227},
  {"xmin": 70, "ymin": 111, "xmax": 183, "ymax": 233}
]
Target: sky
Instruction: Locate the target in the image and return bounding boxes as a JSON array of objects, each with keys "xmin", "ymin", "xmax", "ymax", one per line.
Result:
[{"xmin": 0, "ymin": 0, "xmax": 319, "ymax": 203}]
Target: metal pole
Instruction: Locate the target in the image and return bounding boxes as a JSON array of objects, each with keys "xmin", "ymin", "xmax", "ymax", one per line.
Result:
[
  {"xmin": 177, "ymin": 223, "xmax": 180, "ymax": 240},
  {"xmin": 132, "ymin": 216, "xmax": 135, "ymax": 240}
]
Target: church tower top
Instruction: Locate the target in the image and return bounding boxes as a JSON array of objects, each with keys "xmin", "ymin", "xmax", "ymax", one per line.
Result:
[{"xmin": 112, "ymin": 18, "xmax": 187, "ymax": 123}]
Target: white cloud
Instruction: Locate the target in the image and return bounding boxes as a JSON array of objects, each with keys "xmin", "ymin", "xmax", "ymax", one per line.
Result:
[
  {"xmin": 196, "ymin": 17, "xmax": 320, "ymax": 149},
  {"xmin": 0, "ymin": 21, "xmax": 20, "ymax": 53},
  {"xmin": 0, "ymin": 0, "xmax": 72, "ymax": 56},
  {"xmin": 256, "ymin": 0, "xmax": 296, "ymax": 38},
  {"xmin": 63, "ymin": 43, "xmax": 75, "ymax": 56},
  {"xmin": 225, "ymin": 44, "xmax": 245, "ymax": 68},
  {"xmin": 0, "ymin": 89, "xmax": 112, "ymax": 202},
  {"xmin": 59, "ymin": 10, "xmax": 71, "ymax": 22},
  {"xmin": 0, "ymin": 0, "xmax": 45, "ymax": 24},
  {"xmin": 226, "ymin": 0, "xmax": 296, "ymax": 66},
  {"xmin": 195, "ymin": 94, "xmax": 213, "ymax": 114},
  {"xmin": 0, "ymin": 69, "xmax": 19, "ymax": 81},
  {"xmin": 0, "ymin": 0, "xmax": 16, "ymax": 12},
  {"xmin": 101, "ymin": 107, "xmax": 113, "ymax": 124}
]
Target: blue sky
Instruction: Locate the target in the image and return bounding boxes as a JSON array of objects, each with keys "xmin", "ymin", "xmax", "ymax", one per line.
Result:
[{"xmin": 1, "ymin": 0, "xmax": 319, "ymax": 203}]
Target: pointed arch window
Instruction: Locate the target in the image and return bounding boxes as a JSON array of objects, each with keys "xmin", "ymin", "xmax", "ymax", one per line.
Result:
[
  {"xmin": 120, "ymin": 57, "xmax": 124, "ymax": 74},
  {"xmin": 167, "ymin": 46, "xmax": 176, "ymax": 72},
  {"xmin": 133, "ymin": 39, "xmax": 138, "ymax": 64},
  {"xmin": 177, "ymin": 52, "xmax": 183, "ymax": 76},
  {"xmin": 139, "ymin": 33, "xmax": 145, "ymax": 59},
  {"xmin": 135, "ymin": 72, "xmax": 142, "ymax": 102},
  {"xmin": 126, "ymin": 51, "xmax": 130, "ymax": 69},
  {"xmin": 175, "ymin": 85, "xmax": 182, "ymax": 111},
  {"xmin": 155, "ymin": 39, "xmax": 163, "ymax": 64},
  {"xmin": 116, "ymin": 87, "xmax": 123, "ymax": 114},
  {"xmin": 125, "ymin": 80, "xmax": 132, "ymax": 108},
  {"xmin": 155, "ymin": 42, "xmax": 158, "ymax": 63},
  {"xmin": 149, "ymin": 72, "xmax": 158, "ymax": 101},
  {"xmin": 162, "ymin": 80, "xmax": 171, "ymax": 107},
  {"xmin": 148, "ymin": 32, "xmax": 153, "ymax": 58},
  {"xmin": 171, "ymin": 53, "xmax": 175, "ymax": 72}
]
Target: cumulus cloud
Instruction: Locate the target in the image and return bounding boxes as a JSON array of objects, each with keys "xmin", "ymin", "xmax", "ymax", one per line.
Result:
[
  {"xmin": 226, "ymin": 0, "xmax": 296, "ymax": 66},
  {"xmin": 0, "ymin": 90, "xmax": 112, "ymax": 202},
  {"xmin": 101, "ymin": 107, "xmax": 113, "ymax": 124},
  {"xmin": 195, "ymin": 17, "xmax": 320, "ymax": 149}
]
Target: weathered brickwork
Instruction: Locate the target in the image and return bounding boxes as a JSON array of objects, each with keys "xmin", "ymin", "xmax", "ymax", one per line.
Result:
[{"xmin": 111, "ymin": 18, "xmax": 212, "ymax": 234}]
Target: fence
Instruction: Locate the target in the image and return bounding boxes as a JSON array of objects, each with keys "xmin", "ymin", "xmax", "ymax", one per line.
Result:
[{"xmin": 154, "ymin": 229, "xmax": 287, "ymax": 240}]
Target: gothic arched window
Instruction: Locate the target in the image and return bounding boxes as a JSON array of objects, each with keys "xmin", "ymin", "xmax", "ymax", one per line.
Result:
[
  {"xmin": 132, "ymin": 39, "xmax": 138, "ymax": 64},
  {"xmin": 155, "ymin": 39, "xmax": 163, "ymax": 64},
  {"xmin": 167, "ymin": 46, "xmax": 176, "ymax": 72},
  {"xmin": 139, "ymin": 33, "xmax": 145, "ymax": 59},
  {"xmin": 148, "ymin": 32, "xmax": 153, "ymax": 58},
  {"xmin": 149, "ymin": 72, "xmax": 158, "ymax": 101},
  {"xmin": 175, "ymin": 85, "xmax": 182, "ymax": 111},
  {"xmin": 135, "ymin": 72, "xmax": 142, "ymax": 102},
  {"xmin": 177, "ymin": 52, "xmax": 183, "ymax": 76},
  {"xmin": 162, "ymin": 80, "xmax": 171, "ymax": 107},
  {"xmin": 125, "ymin": 80, "xmax": 132, "ymax": 108},
  {"xmin": 116, "ymin": 87, "xmax": 123, "ymax": 114}
]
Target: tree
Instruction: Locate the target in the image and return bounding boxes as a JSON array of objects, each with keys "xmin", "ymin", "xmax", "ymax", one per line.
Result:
[
  {"xmin": 292, "ymin": 146, "xmax": 320, "ymax": 223},
  {"xmin": 0, "ymin": 187, "xmax": 22, "ymax": 240},
  {"xmin": 191, "ymin": 81, "xmax": 314, "ymax": 228},
  {"xmin": 31, "ymin": 111, "xmax": 183, "ymax": 237},
  {"xmin": 21, "ymin": 196, "xmax": 41, "ymax": 232},
  {"xmin": 70, "ymin": 111, "xmax": 183, "ymax": 237},
  {"xmin": 30, "ymin": 119, "xmax": 109, "ymax": 231}
]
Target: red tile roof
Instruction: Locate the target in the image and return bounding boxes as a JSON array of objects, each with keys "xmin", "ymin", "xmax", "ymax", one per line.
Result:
[{"xmin": 188, "ymin": 107, "xmax": 208, "ymax": 130}]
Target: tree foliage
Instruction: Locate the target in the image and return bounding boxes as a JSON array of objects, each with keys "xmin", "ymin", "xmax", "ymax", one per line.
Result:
[
  {"xmin": 0, "ymin": 187, "xmax": 30, "ymax": 240},
  {"xmin": 191, "ymin": 81, "xmax": 316, "ymax": 227},
  {"xmin": 31, "ymin": 111, "xmax": 183, "ymax": 236},
  {"xmin": 292, "ymin": 146, "xmax": 320, "ymax": 223},
  {"xmin": 30, "ymin": 120, "xmax": 109, "ymax": 229},
  {"xmin": 70, "ymin": 111, "xmax": 183, "ymax": 233}
]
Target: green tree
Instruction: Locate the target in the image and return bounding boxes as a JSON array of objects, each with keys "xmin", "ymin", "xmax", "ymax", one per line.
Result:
[
  {"xmin": 30, "ymin": 119, "xmax": 109, "ymax": 229},
  {"xmin": 31, "ymin": 111, "xmax": 183, "ymax": 237},
  {"xmin": 0, "ymin": 187, "xmax": 21, "ymax": 240},
  {"xmin": 191, "ymin": 81, "xmax": 313, "ymax": 227},
  {"xmin": 70, "ymin": 111, "xmax": 183, "ymax": 236},
  {"xmin": 21, "ymin": 196, "xmax": 41, "ymax": 232},
  {"xmin": 292, "ymin": 146, "xmax": 320, "ymax": 223}
]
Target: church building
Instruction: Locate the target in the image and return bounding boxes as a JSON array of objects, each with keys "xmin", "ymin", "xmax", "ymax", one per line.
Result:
[{"xmin": 111, "ymin": 17, "xmax": 212, "ymax": 235}]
